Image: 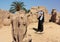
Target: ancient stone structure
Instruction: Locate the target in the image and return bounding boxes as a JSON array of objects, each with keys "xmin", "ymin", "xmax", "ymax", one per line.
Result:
[
  {"xmin": 0, "ymin": 6, "xmax": 60, "ymax": 42},
  {"xmin": 0, "ymin": 9, "xmax": 31, "ymax": 42},
  {"xmin": 50, "ymin": 9, "xmax": 57, "ymax": 23},
  {"xmin": 56, "ymin": 12, "xmax": 60, "ymax": 25},
  {"xmin": 11, "ymin": 15, "xmax": 18, "ymax": 42},
  {"xmin": 32, "ymin": 13, "xmax": 38, "ymax": 23},
  {"xmin": 29, "ymin": 6, "xmax": 50, "ymax": 23},
  {"xmin": 30, "ymin": 6, "xmax": 38, "ymax": 14},
  {"xmin": 58, "ymin": 16, "xmax": 60, "ymax": 25},
  {"xmin": 26, "ymin": 13, "xmax": 33, "ymax": 24},
  {"xmin": 0, "ymin": 9, "xmax": 11, "ymax": 27},
  {"xmin": 49, "ymin": 9, "xmax": 60, "ymax": 25},
  {"xmin": 18, "ymin": 13, "xmax": 27, "ymax": 42},
  {"xmin": 37, "ymin": 6, "xmax": 50, "ymax": 23},
  {"xmin": 11, "ymin": 10, "xmax": 29, "ymax": 42},
  {"xmin": 3, "ymin": 18, "xmax": 11, "ymax": 26}
]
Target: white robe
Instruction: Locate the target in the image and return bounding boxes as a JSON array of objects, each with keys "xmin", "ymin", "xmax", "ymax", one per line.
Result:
[{"xmin": 40, "ymin": 15, "xmax": 43, "ymax": 20}]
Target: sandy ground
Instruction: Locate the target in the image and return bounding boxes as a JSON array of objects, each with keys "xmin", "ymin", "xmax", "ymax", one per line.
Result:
[
  {"xmin": 27, "ymin": 22, "xmax": 60, "ymax": 42},
  {"xmin": 0, "ymin": 22, "xmax": 60, "ymax": 42},
  {"xmin": 0, "ymin": 25, "xmax": 13, "ymax": 42}
]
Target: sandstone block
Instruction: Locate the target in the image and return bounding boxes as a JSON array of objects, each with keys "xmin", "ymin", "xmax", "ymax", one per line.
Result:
[{"xmin": 3, "ymin": 18, "xmax": 11, "ymax": 26}]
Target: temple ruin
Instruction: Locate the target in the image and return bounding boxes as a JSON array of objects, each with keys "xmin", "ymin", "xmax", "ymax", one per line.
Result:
[{"xmin": 0, "ymin": 6, "xmax": 60, "ymax": 42}]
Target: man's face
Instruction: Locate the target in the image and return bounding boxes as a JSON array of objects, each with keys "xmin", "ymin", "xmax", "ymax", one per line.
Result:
[{"xmin": 38, "ymin": 11, "xmax": 43, "ymax": 16}]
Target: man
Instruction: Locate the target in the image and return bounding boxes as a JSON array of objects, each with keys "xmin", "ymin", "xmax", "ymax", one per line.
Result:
[{"xmin": 37, "ymin": 11, "xmax": 44, "ymax": 33}]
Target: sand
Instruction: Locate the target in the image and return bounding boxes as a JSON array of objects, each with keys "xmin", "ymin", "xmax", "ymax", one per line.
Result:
[
  {"xmin": 0, "ymin": 22, "xmax": 60, "ymax": 42},
  {"xmin": 27, "ymin": 22, "xmax": 60, "ymax": 42},
  {"xmin": 0, "ymin": 25, "xmax": 13, "ymax": 42}
]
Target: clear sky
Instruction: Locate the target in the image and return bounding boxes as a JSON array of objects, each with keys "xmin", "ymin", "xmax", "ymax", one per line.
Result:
[{"xmin": 0, "ymin": 0, "xmax": 60, "ymax": 13}]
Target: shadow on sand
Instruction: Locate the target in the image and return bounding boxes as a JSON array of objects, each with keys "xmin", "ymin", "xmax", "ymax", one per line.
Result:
[
  {"xmin": 33, "ymin": 28, "xmax": 44, "ymax": 34},
  {"xmin": 33, "ymin": 28, "xmax": 38, "ymax": 32}
]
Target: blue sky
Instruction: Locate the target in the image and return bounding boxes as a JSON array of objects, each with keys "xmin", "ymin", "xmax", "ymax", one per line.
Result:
[{"xmin": 0, "ymin": 0, "xmax": 60, "ymax": 13}]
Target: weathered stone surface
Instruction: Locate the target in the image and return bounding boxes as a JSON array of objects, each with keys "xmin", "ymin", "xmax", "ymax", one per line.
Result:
[
  {"xmin": 32, "ymin": 13, "xmax": 38, "ymax": 23},
  {"xmin": 50, "ymin": 9, "xmax": 57, "ymax": 23},
  {"xmin": 58, "ymin": 17, "xmax": 60, "ymax": 25},
  {"xmin": 15, "ymin": 10, "xmax": 25, "ymax": 15},
  {"xmin": 3, "ymin": 18, "xmax": 11, "ymax": 26},
  {"xmin": 12, "ymin": 11, "xmax": 28, "ymax": 42},
  {"xmin": 18, "ymin": 13, "xmax": 27, "ymax": 42},
  {"xmin": 44, "ymin": 14, "xmax": 51, "ymax": 23},
  {"xmin": 11, "ymin": 16, "xmax": 18, "ymax": 42},
  {"xmin": 0, "ymin": 10, "xmax": 10, "ymax": 19},
  {"xmin": 56, "ymin": 12, "xmax": 60, "ymax": 24},
  {"xmin": 30, "ymin": 6, "xmax": 49, "ymax": 23},
  {"xmin": 38, "ymin": 6, "xmax": 48, "ymax": 13},
  {"xmin": 0, "ymin": 19, "xmax": 3, "ymax": 28},
  {"xmin": 26, "ymin": 13, "xmax": 33, "ymax": 24},
  {"xmin": 0, "ymin": 10, "xmax": 11, "ymax": 26},
  {"xmin": 30, "ymin": 6, "xmax": 38, "ymax": 14},
  {"xmin": 26, "ymin": 12, "xmax": 38, "ymax": 24}
]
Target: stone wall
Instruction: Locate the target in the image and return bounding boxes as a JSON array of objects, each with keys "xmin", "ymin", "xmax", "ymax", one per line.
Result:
[
  {"xmin": 56, "ymin": 12, "xmax": 60, "ymax": 25},
  {"xmin": 30, "ymin": 6, "xmax": 50, "ymax": 23},
  {"xmin": 0, "ymin": 9, "xmax": 11, "ymax": 27}
]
